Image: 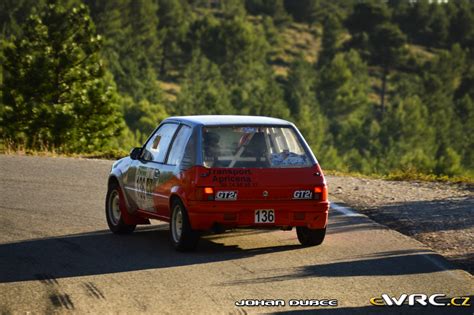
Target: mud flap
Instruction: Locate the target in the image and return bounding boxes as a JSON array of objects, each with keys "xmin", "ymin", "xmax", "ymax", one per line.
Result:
[{"xmin": 118, "ymin": 189, "xmax": 150, "ymax": 225}]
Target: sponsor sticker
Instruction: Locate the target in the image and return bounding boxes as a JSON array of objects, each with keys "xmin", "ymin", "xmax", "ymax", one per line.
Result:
[
  {"xmin": 293, "ymin": 190, "xmax": 312, "ymax": 199},
  {"xmin": 215, "ymin": 191, "xmax": 238, "ymax": 200}
]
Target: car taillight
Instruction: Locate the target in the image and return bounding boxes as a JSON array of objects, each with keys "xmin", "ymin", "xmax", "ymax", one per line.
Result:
[
  {"xmin": 313, "ymin": 186, "xmax": 328, "ymax": 201},
  {"xmin": 196, "ymin": 187, "xmax": 214, "ymax": 200}
]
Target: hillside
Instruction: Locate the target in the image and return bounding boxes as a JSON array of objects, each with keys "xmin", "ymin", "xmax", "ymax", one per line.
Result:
[{"xmin": 1, "ymin": 0, "xmax": 473, "ymax": 180}]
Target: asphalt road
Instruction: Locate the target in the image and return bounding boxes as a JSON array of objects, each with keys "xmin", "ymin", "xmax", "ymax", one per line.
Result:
[{"xmin": 0, "ymin": 155, "xmax": 472, "ymax": 314}]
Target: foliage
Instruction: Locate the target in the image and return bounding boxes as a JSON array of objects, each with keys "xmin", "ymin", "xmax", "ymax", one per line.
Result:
[
  {"xmin": 175, "ymin": 52, "xmax": 232, "ymax": 116},
  {"xmin": 285, "ymin": 58, "xmax": 325, "ymax": 152},
  {"xmin": 1, "ymin": 2, "xmax": 123, "ymax": 152},
  {"xmin": 0, "ymin": 0, "xmax": 473, "ymax": 181}
]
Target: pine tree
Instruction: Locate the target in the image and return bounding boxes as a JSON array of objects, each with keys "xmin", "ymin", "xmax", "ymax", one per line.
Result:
[
  {"xmin": 157, "ymin": 0, "xmax": 191, "ymax": 76},
  {"xmin": 423, "ymin": 45, "xmax": 465, "ymax": 152},
  {"xmin": 380, "ymin": 96, "xmax": 436, "ymax": 173},
  {"xmin": 122, "ymin": 0, "xmax": 162, "ymax": 102},
  {"xmin": 317, "ymin": 13, "xmax": 343, "ymax": 68},
  {"xmin": 370, "ymin": 23, "xmax": 407, "ymax": 116},
  {"xmin": 427, "ymin": 3, "xmax": 449, "ymax": 47},
  {"xmin": 245, "ymin": 0, "xmax": 291, "ymax": 26},
  {"xmin": 285, "ymin": 58, "xmax": 325, "ymax": 152},
  {"xmin": 175, "ymin": 53, "xmax": 232, "ymax": 115},
  {"xmin": 449, "ymin": 0, "xmax": 474, "ymax": 48},
  {"xmin": 122, "ymin": 96, "xmax": 168, "ymax": 143},
  {"xmin": 316, "ymin": 50, "xmax": 372, "ymax": 164},
  {"xmin": 221, "ymin": 0, "xmax": 246, "ymax": 19},
  {"xmin": 409, "ymin": 0, "xmax": 431, "ymax": 44},
  {"xmin": 318, "ymin": 51, "xmax": 371, "ymax": 125},
  {"xmin": 0, "ymin": 0, "xmax": 46, "ymax": 38},
  {"xmin": 84, "ymin": 0, "xmax": 127, "ymax": 77},
  {"xmin": 128, "ymin": 0, "xmax": 161, "ymax": 71},
  {"xmin": 1, "ymin": 2, "xmax": 123, "ymax": 152},
  {"xmin": 239, "ymin": 65, "xmax": 290, "ymax": 119},
  {"xmin": 346, "ymin": 1, "xmax": 390, "ymax": 35},
  {"xmin": 86, "ymin": 0, "xmax": 163, "ymax": 104},
  {"xmin": 454, "ymin": 95, "xmax": 474, "ymax": 173}
]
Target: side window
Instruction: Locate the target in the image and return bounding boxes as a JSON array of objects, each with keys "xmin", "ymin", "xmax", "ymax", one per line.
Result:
[
  {"xmin": 143, "ymin": 123, "xmax": 179, "ymax": 163},
  {"xmin": 181, "ymin": 128, "xmax": 196, "ymax": 170},
  {"xmin": 167, "ymin": 125, "xmax": 192, "ymax": 166}
]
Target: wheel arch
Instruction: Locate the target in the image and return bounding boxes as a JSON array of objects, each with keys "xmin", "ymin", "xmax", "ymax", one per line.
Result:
[
  {"xmin": 169, "ymin": 193, "xmax": 184, "ymax": 210},
  {"xmin": 107, "ymin": 174, "xmax": 149, "ymax": 225},
  {"xmin": 169, "ymin": 185, "xmax": 190, "ymax": 210},
  {"xmin": 108, "ymin": 173, "xmax": 129, "ymax": 206},
  {"xmin": 108, "ymin": 174, "xmax": 120, "ymax": 188}
]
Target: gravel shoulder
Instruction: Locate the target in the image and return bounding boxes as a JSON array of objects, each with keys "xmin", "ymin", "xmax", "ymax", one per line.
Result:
[{"xmin": 326, "ymin": 175, "xmax": 474, "ymax": 274}]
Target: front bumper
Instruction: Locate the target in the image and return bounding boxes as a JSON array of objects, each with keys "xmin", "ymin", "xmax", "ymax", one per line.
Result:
[{"xmin": 187, "ymin": 200, "xmax": 329, "ymax": 230}]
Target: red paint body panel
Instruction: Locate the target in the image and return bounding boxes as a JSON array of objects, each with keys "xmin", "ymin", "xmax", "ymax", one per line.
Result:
[
  {"xmin": 187, "ymin": 200, "xmax": 329, "ymax": 230},
  {"xmin": 136, "ymin": 165, "xmax": 329, "ymax": 230},
  {"xmin": 118, "ymin": 188, "xmax": 150, "ymax": 225}
]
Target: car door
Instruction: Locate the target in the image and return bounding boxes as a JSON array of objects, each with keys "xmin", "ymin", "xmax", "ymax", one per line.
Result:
[
  {"xmin": 153, "ymin": 124, "xmax": 193, "ymax": 218},
  {"xmin": 133, "ymin": 123, "xmax": 179, "ymax": 214}
]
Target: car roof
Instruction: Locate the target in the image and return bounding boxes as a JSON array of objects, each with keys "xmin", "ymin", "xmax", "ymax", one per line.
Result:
[{"xmin": 164, "ymin": 115, "xmax": 293, "ymax": 127}]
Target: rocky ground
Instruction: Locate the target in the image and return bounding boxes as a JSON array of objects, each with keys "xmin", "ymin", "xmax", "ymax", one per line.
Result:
[{"xmin": 326, "ymin": 175, "xmax": 474, "ymax": 274}]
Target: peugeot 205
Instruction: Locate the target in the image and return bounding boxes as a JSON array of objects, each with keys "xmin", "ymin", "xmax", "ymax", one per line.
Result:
[{"xmin": 106, "ymin": 115, "xmax": 329, "ymax": 251}]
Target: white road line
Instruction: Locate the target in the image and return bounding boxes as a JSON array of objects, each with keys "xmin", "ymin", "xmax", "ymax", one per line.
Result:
[
  {"xmin": 330, "ymin": 202, "xmax": 470, "ymax": 280},
  {"xmin": 421, "ymin": 252, "xmax": 467, "ymax": 281},
  {"xmin": 330, "ymin": 202, "xmax": 365, "ymax": 217}
]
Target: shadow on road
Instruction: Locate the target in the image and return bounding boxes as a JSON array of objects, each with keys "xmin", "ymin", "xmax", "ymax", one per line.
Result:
[
  {"xmin": 326, "ymin": 211, "xmax": 385, "ymax": 235},
  {"xmin": 221, "ymin": 250, "xmax": 455, "ymax": 286},
  {"xmin": 349, "ymin": 196, "xmax": 474, "ymax": 274},
  {"xmin": 0, "ymin": 226, "xmax": 300, "ymax": 283},
  {"xmin": 0, "ymin": 211, "xmax": 462, "ymax": 285}
]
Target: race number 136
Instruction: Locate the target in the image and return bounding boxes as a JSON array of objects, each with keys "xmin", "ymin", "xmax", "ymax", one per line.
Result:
[{"xmin": 255, "ymin": 209, "xmax": 275, "ymax": 223}]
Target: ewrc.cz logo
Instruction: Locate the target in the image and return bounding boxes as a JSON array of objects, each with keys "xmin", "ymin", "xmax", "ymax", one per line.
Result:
[{"xmin": 370, "ymin": 294, "xmax": 471, "ymax": 307}]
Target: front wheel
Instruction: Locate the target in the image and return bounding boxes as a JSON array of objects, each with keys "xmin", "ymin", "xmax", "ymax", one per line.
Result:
[
  {"xmin": 105, "ymin": 182, "xmax": 136, "ymax": 234},
  {"xmin": 296, "ymin": 226, "xmax": 326, "ymax": 246},
  {"xmin": 170, "ymin": 199, "xmax": 200, "ymax": 251}
]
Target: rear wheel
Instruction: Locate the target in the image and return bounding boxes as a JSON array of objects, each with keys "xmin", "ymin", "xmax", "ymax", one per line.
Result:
[
  {"xmin": 106, "ymin": 182, "xmax": 136, "ymax": 234},
  {"xmin": 170, "ymin": 199, "xmax": 200, "ymax": 251},
  {"xmin": 296, "ymin": 226, "xmax": 326, "ymax": 246}
]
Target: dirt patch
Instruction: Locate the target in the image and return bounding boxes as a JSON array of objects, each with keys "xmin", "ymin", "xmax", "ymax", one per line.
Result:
[{"xmin": 326, "ymin": 175, "xmax": 474, "ymax": 274}]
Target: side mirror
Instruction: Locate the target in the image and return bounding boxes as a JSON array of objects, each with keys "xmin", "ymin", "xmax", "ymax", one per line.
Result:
[{"xmin": 130, "ymin": 147, "xmax": 142, "ymax": 160}]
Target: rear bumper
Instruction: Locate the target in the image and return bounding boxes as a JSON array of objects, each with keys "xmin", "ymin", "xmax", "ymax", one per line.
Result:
[{"xmin": 187, "ymin": 200, "xmax": 329, "ymax": 230}]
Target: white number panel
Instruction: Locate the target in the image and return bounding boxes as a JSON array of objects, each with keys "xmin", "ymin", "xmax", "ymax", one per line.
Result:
[{"xmin": 255, "ymin": 209, "xmax": 275, "ymax": 223}]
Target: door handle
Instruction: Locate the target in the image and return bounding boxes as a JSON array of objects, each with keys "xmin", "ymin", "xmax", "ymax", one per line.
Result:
[{"xmin": 154, "ymin": 169, "xmax": 160, "ymax": 178}]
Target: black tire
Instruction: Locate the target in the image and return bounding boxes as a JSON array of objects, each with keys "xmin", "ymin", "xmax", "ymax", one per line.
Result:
[
  {"xmin": 105, "ymin": 181, "xmax": 136, "ymax": 234},
  {"xmin": 170, "ymin": 199, "xmax": 200, "ymax": 251},
  {"xmin": 296, "ymin": 226, "xmax": 326, "ymax": 246}
]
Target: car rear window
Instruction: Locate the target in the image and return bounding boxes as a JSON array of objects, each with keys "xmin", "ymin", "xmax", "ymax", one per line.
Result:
[{"xmin": 202, "ymin": 126, "xmax": 313, "ymax": 168}]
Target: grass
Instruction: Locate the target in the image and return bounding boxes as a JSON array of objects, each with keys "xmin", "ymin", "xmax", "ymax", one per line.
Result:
[
  {"xmin": 383, "ymin": 170, "xmax": 474, "ymax": 185},
  {"xmin": 408, "ymin": 44, "xmax": 436, "ymax": 62},
  {"xmin": 1, "ymin": 149, "xmax": 127, "ymax": 160},
  {"xmin": 159, "ymin": 80, "xmax": 181, "ymax": 101}
]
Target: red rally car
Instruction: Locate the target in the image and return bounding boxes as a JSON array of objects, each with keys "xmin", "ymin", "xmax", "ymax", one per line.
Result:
[{"xmin": 106, "ymin": 115, "xmax": 329, "ymax": 251}]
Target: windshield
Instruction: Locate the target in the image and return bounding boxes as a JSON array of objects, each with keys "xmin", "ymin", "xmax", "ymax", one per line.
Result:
[{"xmin": 201, "ymin": 126, "xmax": 313, "ymax": 168}]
